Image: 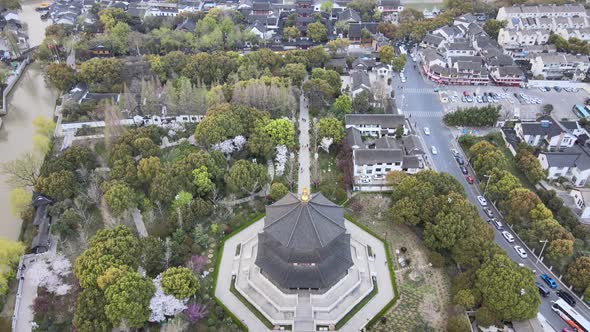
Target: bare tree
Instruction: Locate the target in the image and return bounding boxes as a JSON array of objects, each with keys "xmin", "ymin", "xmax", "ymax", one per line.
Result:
[
  {"xmin": 103, "ymin": 99, "xmax": 124, "ymax": 148},
  {"xmin": 0, "ymin": 152, "xmax": 42, "ymax": 187}
]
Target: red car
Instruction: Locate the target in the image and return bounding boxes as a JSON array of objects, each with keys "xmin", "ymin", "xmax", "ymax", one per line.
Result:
[
  {"xmin": 466, "ymin": 175, "xmax": 474, "ymax": 184},
  {"xmin": 463, "ymin": 91, "xmax": 470, "ymax": 96}
]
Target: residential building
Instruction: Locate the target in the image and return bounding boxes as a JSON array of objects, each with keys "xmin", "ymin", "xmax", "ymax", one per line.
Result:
[
  {"xmin": 569, "ymin": 189, "xmax": 590, "ymax": 219},
  {"xmin": 378, "ymin": 0, "xmax": 403, "ymax": 23},
  {"xmin": 348, "ymin": 22, "xmax": 378, "ymax": 44},
  {"xmin": 514, "ymin": 118, "xmax": 577, "ymax": 150},
  {"xmin": 349, "ymin": 70, "xmax": 372, "ymax": 99},
  {"xmin": 373, "ymin": 63, "xmax": 392, "ymax": 77},
  {"xmin": 530, "ymin": 53, "xmax": 590, "ymax": 80},
  {"xmin": 345, "ymin": 114, "xmax": 407, "ymax": 137},
  {"xmin": 497, "ymin": 4, "xmax": 587, "ymax": 22},
  {"xmin": 539, "ymin": 144, "xmax": 590, "ymax": 186},
  {"xmin": 497, "ymin": 28, "xmax": 550, "ymax": 48}
]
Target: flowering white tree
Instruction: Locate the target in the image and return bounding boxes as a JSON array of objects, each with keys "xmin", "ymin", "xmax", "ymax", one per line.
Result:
[
  {"xmin": 149, "ymin": 274, "xmax": 188, "ymax": 322},
  {"xmin": 320, "ymin": 137, "xmax": 333, "ymax": 153},
  {"xmin": 211, "ymin": 136, "xmax": 247, "ymax": 155},
  {"xmin": 27, "ymin": 254, "xmax": 72, "ymax": 296},
  {"xmin": 233, "ymin": 135, "xmax": 246, "ymax": 151},
  {"xmin": 275, "ymin": 145, "xmax": 288, "ymax": 176}
]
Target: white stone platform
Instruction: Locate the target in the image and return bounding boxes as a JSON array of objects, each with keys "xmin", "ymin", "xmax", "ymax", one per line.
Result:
[{"xmin": 214, "ymin": 218, "xmax": 395, "ymax": 332}]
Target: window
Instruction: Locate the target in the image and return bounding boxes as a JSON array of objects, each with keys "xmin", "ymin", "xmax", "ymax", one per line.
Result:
[{"xmin": 375, "ymin": 168, "xmax": 382, "ymax": 172}]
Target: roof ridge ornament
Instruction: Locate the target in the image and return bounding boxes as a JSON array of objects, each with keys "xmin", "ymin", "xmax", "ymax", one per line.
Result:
[{"xmin": 301, "ymin": 188, "xmax": 310, "ymax": 202}]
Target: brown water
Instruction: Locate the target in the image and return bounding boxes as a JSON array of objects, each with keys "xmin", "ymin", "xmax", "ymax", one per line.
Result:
[{"xmin": 0, "ymin": 1, "xmax": 57, "ymax": 241}]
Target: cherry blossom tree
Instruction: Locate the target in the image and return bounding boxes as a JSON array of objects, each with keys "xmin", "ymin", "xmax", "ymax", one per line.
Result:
[
  {"xmin": 27, "ymin": 254, "xmax": 72, "ymax": 296},
  {"xmin": 275, "ymin": 145, "xmax": 288, "ymax": 176},
  {"xmin": 211, "ymin": 136, "xmax": 247, "ymax": 155},
  {"xmin": 233, "ymin": 135, "xmax": 246, "ymax": 151},
  {"xmin": 149, "ymin": 274, "xmax": 188, "ymax": 322}
]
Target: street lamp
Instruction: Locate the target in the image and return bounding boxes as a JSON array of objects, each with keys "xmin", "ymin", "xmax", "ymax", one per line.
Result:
[
  {"xmin": 483, "ymin": 174, "xmax": 493, "ymax": 197},
  {"xmin": 537, "ymin": 239, "xmax": 549, "ymax": 264}
]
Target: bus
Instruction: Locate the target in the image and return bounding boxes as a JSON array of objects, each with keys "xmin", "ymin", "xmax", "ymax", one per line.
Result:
[
  {"xmin": 574, "ymin": 104, "xmax": 590, "ymax": 118},
  {"xmin": 552, "ymin": 298, "xmax": 590, "ymax": 332}
]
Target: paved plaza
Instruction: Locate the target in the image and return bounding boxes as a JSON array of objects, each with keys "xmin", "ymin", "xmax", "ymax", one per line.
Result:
[{"xmin": 214, "ymin": 217, "xmax": 395, "ymax": 332}]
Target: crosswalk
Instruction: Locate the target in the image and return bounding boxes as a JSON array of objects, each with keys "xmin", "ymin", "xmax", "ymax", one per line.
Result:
[
  {"xmin": 400, "ymin": 88, "xmax": 437, "ymax": 94},
  {"xmin": 403, "ymin": 111, "xmax": 443, "ymax": 118}
]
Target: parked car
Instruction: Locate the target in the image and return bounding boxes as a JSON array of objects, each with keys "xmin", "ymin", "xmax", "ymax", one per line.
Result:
[
  {"xmin": 424, "ymin": 127, "xmax": 430, "ymax": 135},
  {"xmin": 463, "ymin": 91, "xmax": 470, "ymax": 96},
  {"xmin": 502, "ymin": 231, "xmax": 515, "ymax": 243},
  {"xmin": 451, "ymin": 149, "xmax": 459, "ymax": 156},
  {"xmin": 484, "ymin": 207, "xmax": 493, "ymax": 218},
  {"xmin": 477, "ymin": 195, "xmax": 487, "ymax": 206},
  {"xmin": 514, "ymin": 245, "xmax": 528, "ymax": 259},
  {"xmin": 536, "ymin": 282, "xmax": 550, "ymax": 297},
  {"xmin": 541, "ymin": 274, "xmax": 558, "ymax": 289},
  {"xmin": 431, "ymin": 146, "xmax": 438, "ymax": 154},
  {"xmin": 554, "ymin": 86, "xmax": 562, "ymax": 92},
  {"xmin": 482, "ymin": 96, "xmax": 488, "ymax": 103},
  {"xmin": 557, "ymin": 290, "xmax": 576, "ymax": 306},
  {"xmin": 455, "ymin": 156, "xmax": 464, "ymax": 165},
  {"xmin": 466, "ymin": 175, "xmax": 474, "ymax": 184},
  {"xmin": 466, "ymin": 96, "xmax": 473, "ymax": 102},
  {"xmin": 460, "ymin": 166, "xmax": 468, "ymax": 174}
]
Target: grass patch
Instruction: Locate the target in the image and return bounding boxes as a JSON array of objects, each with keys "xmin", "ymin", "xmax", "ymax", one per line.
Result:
[
  {"xmin": 344, "ymin": 212, "xmax": 400, "ymax": 330},
  {"xmin": 335, "ymin": 277, "xmax": 379, "ymax": 329},
  {"xmin": 230, "ymin": 278, "xmax": 275, "ymax": 330},
  {"xmin": 212, "ymin": 213, "xmax": 265, "ymax": 332}
]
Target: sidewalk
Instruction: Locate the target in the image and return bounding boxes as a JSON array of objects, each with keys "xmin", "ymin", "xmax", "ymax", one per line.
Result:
[{"xmin": 298, "ymin": 93, "xmax": 311, "ymax": 194}]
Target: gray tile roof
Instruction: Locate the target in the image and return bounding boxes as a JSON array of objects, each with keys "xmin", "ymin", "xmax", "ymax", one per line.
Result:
[
  {"xmin": 351, "ymin": 70, "xmax": 371, "ymax": 91},
  {"xmin": 403, "ymin": 155, "xmax": 422, "ymax": 169},
  {"xmin": 543, "ymin": 145, "xmax": 590, "ymax": 170},
  {"xmin": 371, "ymin": 136, "xmax": 401, "ymax": 149},
  {"xmin": 346, "ymin": 127, "xmax": 363, "ymax": 148},
  {"xmin": 353, "ymin": 149, "xmax": 403, "ymax": 165},
  {"xmin": 402, "ymin": 135, "xmax": 424, "ymax": 155},
  {"xmin": 255, "ymin": 192, "xmax": 352, "ymax": 290}
]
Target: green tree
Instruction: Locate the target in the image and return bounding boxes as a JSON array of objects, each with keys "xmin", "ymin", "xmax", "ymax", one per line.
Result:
[
  {"xmin": 399, "ymin": 8, "xmax": 424, "ymax": 23},
  {"xmin": 352, "ymin": 90, "xmax": 370, "ymax": 114},
  {"xmin": 160, "ymin": 266, "xmax": 200, "ymax": 299},
  {"xmin": 141, "ymin": 236, "xmax": 165, "ymax": 277},
  {"xmin": 378, "ymin": 45, "xmax": 395, "ymax": 64},
  {"xmin": 424, "ymin": 212, "xmax": 467, "ymax": 250},
  {"xmin": 79, "ymin": 58, "xmax": 123, "ymax": 93},
  {"xmin": 516, "ymin": 148, "xmax": 545, "ymax": 184},
  {"xmin": 545, "ymin": 239, "xmax": 574, "ymax": 262},
  {"xmin": 443, "ymin": 105, "xmax": 500, "ymax": 127},
  {"xmin": 320, "ymin": 0, "xmax": 333, "ymax": 13},
  {"xmin": 391, "ymin": 55, "xmax": 407, "ymax": 72},
  {"xmin": 8, "ymin": 187, "xmax": 31, "ymax": 218},
  {"xmin": 453, "ymin": 289, "xmax": 476, "ymax": 309},
  {"xmin": 281, "ymin": 63, "xmax": 307, "ymax": 86},
  {"xmin": 326, "ymin": 38, "xmax": 350, "ymax": 56},
  {"xmin": 485, "ymin": 169, "xmax": 520, "ymax": 203},
  {"xmin": 283, "ymin": 26, "xmax": 300, "ymax": 41},
  {"xmin": 317, "ymin": 117, "xmax": 345, "ymax": 144},
  {"xmin": 137, "ymin": 156, "xmax": 162, "ymax": 184},
  {"xmin": 194, "ymin": 104, "xmax": 243, "ymax": 146},
  {"xmin": 103, "ymin": 182, "xmax": 136, "ymax": 216},
  {"xmin": 264, "ymin": 119, "xmax": 295, "ymax": 147},
  {"xmin": 74, "ymin": 226, "xmax": 140, "ymax": 288},
  {"xmin": 270, "ymin": 182, "xmax": 289, "ymax": 201},
  {"xmin": 304, "ymin": 46, "xmax": 330, "ymax": 69},
  {"xmin": 475, "ymin": 306, "xmax": 498, "ymax": 327},
  {"xmin": 225, "ymin": 160, "xmax": 269, "ymax": 195},
  {"xmin": 332, "ymin": 94, "xmax": 353, "ymax": 119},
  {"xmin": 45, "ymin": 63, "xmax": 77, "ymax": 92},
  {"xmin": 390, "ymin": 197, "xmax": 420, "ymax": 225},
  {"xmin": 501, "ymin": 188, "xmax": 541, "ymax": 227},
  {"xmin": 172, "ymin": 191, "xmax": 193, "ymax": 210},
  {"xmin": 307, "ymin": 22, "xmax": 328, "ymax": 43},
  {"xmin": 447, "ymin": 315, "xmax": 471, "ymax": 332},
  {"xmin": 483, "ymin": 19, "xmax": 507, "ymax": 40},
  {"xmin": 192, "ymin": 166, "xmax": 214, "ymax": 196},
  {"xmin": 52, "ymin": 208, "xmax": 81, "ymax": 239},
  {"xmin": 475, "ymin": 254, "xmax": 540, "ymax": 321},
  {"xmin": 311, "ymin": 68, "xmax": 342, "ymax": 96},
  {"xmin": 303, "ymin": 78, "xmax": 333, "ymax": 112},
  {"xmin": 0, "ymin": 239, "xmax": 25, "ymax": 296},
  {"xmin": 73, "ymin": 287, "xmax": 111, "ymax": 332},
  {"xmin": 565, "ymin": 256, "xmax": 590, "ymax": 291},
  {"xmin": 103, "ymin": 271, "xmax": 155, "ymax": 327},
  {"xmin": 110, "ymin": 21, "xmax": 129, "ymax": 55},
  {"xmin": 35, "ymin": 170, "xmax": 76, "ymax": 201},
  {"xmin": 99, "ymin": 8, "xmax": 127, "ymax": 32}
]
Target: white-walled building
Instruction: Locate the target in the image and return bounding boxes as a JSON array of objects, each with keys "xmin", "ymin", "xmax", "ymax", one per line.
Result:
[
  {"xmin": 530, "ymin": 53, "xmax": 590, "ymax": 80},
  {"xmin": 345, "ymin": 114, "xmax": 408, "ymax": 137},
  {"xmin": 514, "ymin": 118, "xmax": 577, "ymax": 151},
  {"xmin": 538, "ymin": 145, "xmax": 590, "ymax": 187},
  {"xmin": 569, "ymin": 189, "xmax": 590, "ymax": 219}
]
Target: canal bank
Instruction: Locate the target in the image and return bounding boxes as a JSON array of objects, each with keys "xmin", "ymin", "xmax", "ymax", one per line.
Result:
[{"xmin": 0, "ymin": 0, "xmax": 57, "ymax": 241}]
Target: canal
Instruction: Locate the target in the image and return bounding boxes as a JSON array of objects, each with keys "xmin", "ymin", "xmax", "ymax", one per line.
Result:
[{"xmin": 0, "ymin": 1, "xmax": 57, "ymax": 241}]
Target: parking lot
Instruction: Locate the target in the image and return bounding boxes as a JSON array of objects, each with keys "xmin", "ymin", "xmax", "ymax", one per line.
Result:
[{"xmin": 439, "ymin": 85, "xmax": 590, "ymax": 121}]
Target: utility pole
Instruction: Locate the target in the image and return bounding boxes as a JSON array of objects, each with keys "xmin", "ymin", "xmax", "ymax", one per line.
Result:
[
  {"xmin": 537, "ymin": 240, "xmax": 549, "ymax": 264},
  {"xmin": 483, "ymin": 174, "xmax": 492, "ymax": 196}
]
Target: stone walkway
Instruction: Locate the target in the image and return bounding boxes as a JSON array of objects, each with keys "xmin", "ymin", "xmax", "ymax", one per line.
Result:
[{"xmin": 298, "ymin": 93, "xmax": 311, "ymax": 194}]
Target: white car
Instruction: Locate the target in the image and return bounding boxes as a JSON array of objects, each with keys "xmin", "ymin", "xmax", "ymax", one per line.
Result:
[
  {"xmin": 424, "ymin": 127, "xmax": 430, "ymax": 135},
  {"xmin": 401, "ymin": 77, "xmax": 407, "ymax": 83},
  {"xmin": 431, "ymin": 146, "xmax": 438, "ymax": 154},
  {"xmin": 477, "ymin": 195, "xmax": 487, "ymax": 206},
  {"xmin": 451, "ymin": 149, "xmax": 459, "ymax": 156},
  {"xmin": 514, "ymin": 245, "xmax": 528, "ymax": 259},
  {"xmin": 502, "ymin": 231, "xmax": 515, "ymax": 243}
]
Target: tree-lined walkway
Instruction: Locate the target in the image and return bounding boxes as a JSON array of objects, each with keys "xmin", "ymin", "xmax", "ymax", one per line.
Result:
[{"xmin": 298, "ymin": 93, "xmax": 311, "ymax": 195}]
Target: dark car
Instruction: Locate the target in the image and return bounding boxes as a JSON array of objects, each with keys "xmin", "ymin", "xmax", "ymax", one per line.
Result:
[
  {"xmin": 460, "ymin": 166, "xmax": 468, "ymax": 174},
  {"xmin": 536, "ymin": 282, "xmax": 550, "ymax": 297},
  {"xmin": 456, "ymin": 156, "xmax": 465, "ymax": 165},
  {"xmin": 557, "ymin": 290, "xmax": 576, "ymax": 306},
  {"xmin": 484, "ymin": 207, "xmax": 494, "ymax": 218}
]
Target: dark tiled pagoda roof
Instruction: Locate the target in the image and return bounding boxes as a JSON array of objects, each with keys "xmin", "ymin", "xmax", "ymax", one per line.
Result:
[{"xmin": 255, "ymin": 192, "xmax": 353, "ymax": 290}]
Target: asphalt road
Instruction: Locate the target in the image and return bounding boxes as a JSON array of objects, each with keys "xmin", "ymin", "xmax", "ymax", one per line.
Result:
[{"xmin": 393, "ymin": 55, "xmax": 585, "ymax": 330}]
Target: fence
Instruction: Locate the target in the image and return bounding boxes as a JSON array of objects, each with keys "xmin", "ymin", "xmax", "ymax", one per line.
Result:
[{"xmin": 1, "ymin": 56, "xmax": 31, "ymax": 115}]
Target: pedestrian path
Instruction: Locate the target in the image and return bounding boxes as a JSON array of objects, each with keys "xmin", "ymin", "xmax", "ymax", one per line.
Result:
[
  {"xmin": 298, "ymin": 93, "xmax": 311, "ymax": 195},
  {"xmin": 401, "ymin": 88, "xmax": 436, "ymax": 94},
  {"xmin": 404, "ymin": 111, "xmax": 443, "ymax": 118}
]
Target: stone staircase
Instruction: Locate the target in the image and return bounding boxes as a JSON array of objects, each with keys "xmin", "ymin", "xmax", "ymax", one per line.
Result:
[{"xmin": 294, "ymin": 292, "xmax": 314, "ymax": 332}]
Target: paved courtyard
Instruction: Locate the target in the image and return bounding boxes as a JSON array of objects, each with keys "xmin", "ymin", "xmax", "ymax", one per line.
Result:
[{"xmin": 214, "ymin": 217, "xmax": 395, "ymax": 332}]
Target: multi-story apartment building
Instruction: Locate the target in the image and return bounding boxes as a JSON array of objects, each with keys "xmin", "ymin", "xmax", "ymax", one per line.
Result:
[{"xmin": 530, "ymin": 53, "xmax": 590, "ymax": 80}]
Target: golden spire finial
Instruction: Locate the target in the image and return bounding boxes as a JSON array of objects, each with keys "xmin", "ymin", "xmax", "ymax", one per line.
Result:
[{"xmin": 301, "ymin": 188, "xmax": 309, "ymax": 202}]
